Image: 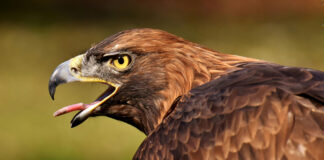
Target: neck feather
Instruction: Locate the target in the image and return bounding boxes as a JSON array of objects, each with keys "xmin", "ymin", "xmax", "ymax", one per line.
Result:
[{"xmin": 152, "ymin": 46, "xmax": 258, "ymax": 131}]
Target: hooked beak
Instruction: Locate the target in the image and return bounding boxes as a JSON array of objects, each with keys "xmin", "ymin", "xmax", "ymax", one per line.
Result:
[
  {"xmin": 48, "ymin": 56, "xmax": 81, "ymax": 100},
  {"xmin": 49, "ymin": 54, "xmax": 119, "ymax": 128}
]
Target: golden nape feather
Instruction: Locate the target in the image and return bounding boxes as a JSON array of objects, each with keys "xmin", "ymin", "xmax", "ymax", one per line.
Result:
[{"xmin": 49, "ymin": 28, "xmax": 324, "ymax": 160}]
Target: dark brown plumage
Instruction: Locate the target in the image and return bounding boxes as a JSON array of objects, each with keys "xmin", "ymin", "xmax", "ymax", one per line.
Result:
[{"xmin": 49, "ymin": 28, "xmax": 324, "ymax": 160}]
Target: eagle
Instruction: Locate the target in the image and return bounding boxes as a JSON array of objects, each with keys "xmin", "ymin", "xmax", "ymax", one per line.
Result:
[{"xmin": 49, "ymin": 28, "xmax": 324, "ymax": 160}]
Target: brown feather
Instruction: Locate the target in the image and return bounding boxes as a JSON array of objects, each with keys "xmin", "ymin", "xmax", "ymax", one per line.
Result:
[
  {"xmin": 79, "ymin": 29, "xmax": 324, "ymax": 160},
  {"xmin": 134, "ymin": 62, "xmax": 324, "ymax": 160}
]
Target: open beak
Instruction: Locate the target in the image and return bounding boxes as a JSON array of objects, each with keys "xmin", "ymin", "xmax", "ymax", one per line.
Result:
[{"xmin": 49, "ymin": 54, "xmax": 119, "ymax": 128}]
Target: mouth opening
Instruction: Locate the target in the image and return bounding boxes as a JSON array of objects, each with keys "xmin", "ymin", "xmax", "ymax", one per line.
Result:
[
  {"xmin": 53, "ymin": 86, "xmax": 115, "ymax": 117},
  {"xmin": 53, "ymin": 84, "xmax": 118, "ymax": 128}
]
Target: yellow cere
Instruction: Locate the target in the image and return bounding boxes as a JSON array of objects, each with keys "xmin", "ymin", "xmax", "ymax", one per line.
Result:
[
  {"xmin": 113, "ymin": 55, "xmax": 130, "ymax": 69},
  {"xmin": 69, "ymin": 54, "xmax": 84, "ymax": 70}
]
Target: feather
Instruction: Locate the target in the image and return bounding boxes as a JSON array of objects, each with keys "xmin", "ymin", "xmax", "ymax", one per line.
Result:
[{"xmin": 134, "ymin": 63, "xmax": 324, "ymax": 160}]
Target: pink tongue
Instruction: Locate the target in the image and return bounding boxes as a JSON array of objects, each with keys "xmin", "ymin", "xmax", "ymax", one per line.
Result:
[{"xmin": 53, "ymin": 101, "xmax": 100, "ymax": 117}]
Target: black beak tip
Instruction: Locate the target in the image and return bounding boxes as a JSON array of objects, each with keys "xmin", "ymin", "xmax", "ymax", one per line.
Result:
[
  {"xmin": 48, "ymin": 81, "xmax": 56, "ymax": 100},
  {"xmin": 70, "ymin": 117, "xmax": 83, "ymax": 128},
  {"xmin": 70, "ymin": 111, "xmax": 88, "ymax": 128},
  {"xmin": 71, "ymin": 121, "xmax": 79, "ymax": 128}
]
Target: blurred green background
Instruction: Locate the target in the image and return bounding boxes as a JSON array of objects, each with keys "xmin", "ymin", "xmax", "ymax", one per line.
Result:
[{"xmin": 0, "ymin": 0, "xmax": 323, "ymax": 159}]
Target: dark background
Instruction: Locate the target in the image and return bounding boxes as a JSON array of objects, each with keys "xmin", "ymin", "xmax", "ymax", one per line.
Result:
[{"xmin": 0, "ymin": 0, "xmax": 323, "ymax": 159}]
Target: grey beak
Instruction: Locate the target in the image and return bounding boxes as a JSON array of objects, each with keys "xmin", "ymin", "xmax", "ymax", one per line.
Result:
[
  {"xmin": 48, "ymin": 60, "xmax": 80, "ymax": 100},
  {"xmin": 48, "ymin": 54, "xmax": 116, "ymax": 128},
  {"xmin": 49, "ymin": 59, "xmax": 88, "ymax": 128}
]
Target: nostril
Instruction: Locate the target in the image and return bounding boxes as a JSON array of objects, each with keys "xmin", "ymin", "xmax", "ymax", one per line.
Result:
[{"xmin": 71, "ymin": 67, "xmax": 79, "ymax": 73}]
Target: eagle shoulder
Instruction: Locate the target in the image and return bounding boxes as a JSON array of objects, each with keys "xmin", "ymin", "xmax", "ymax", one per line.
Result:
[{"xmin": 134, "ymin": 63, "xmax": 324, "ymax": 160}]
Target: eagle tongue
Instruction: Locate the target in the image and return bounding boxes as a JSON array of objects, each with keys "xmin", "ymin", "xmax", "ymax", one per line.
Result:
[
  {"xmin": 53, "ymin": 102, "xmax": 99, "ymax": 117},
  {"xmin": 53, "ymin": 87, "xmax": 114, "ymax": 117}
]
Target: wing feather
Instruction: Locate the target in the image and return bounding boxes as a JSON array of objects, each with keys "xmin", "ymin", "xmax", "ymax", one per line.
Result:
[{"xmin": 134, "ymin": 63, "xmax": 324, "ymax": 160}]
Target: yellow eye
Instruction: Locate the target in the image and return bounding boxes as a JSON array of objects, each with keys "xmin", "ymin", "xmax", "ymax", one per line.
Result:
[{"xmin": 112, "ymin": 55, "xmax": 130, "ymax": 69}]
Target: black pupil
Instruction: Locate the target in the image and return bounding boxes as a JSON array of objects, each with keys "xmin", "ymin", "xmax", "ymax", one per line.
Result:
[{"xmin": 118, "ymin": 56, "xmax": 124, "ymax": 64}]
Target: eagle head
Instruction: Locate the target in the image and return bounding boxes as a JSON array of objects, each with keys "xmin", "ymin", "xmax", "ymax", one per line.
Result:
[{"xmin": 49, "ymin": 28, "xmax": 232, "ymax": 134}]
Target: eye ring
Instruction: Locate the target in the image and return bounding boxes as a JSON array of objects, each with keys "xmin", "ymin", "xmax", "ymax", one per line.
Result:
[{"xmin": 112, "ymin": 55, "xmax": 130, "ymax": 69}]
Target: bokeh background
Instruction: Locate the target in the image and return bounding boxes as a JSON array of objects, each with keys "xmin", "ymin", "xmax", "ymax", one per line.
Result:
[{"xmin": 0, "ymin": 0, "xmax": 323, "ymax": 159}]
